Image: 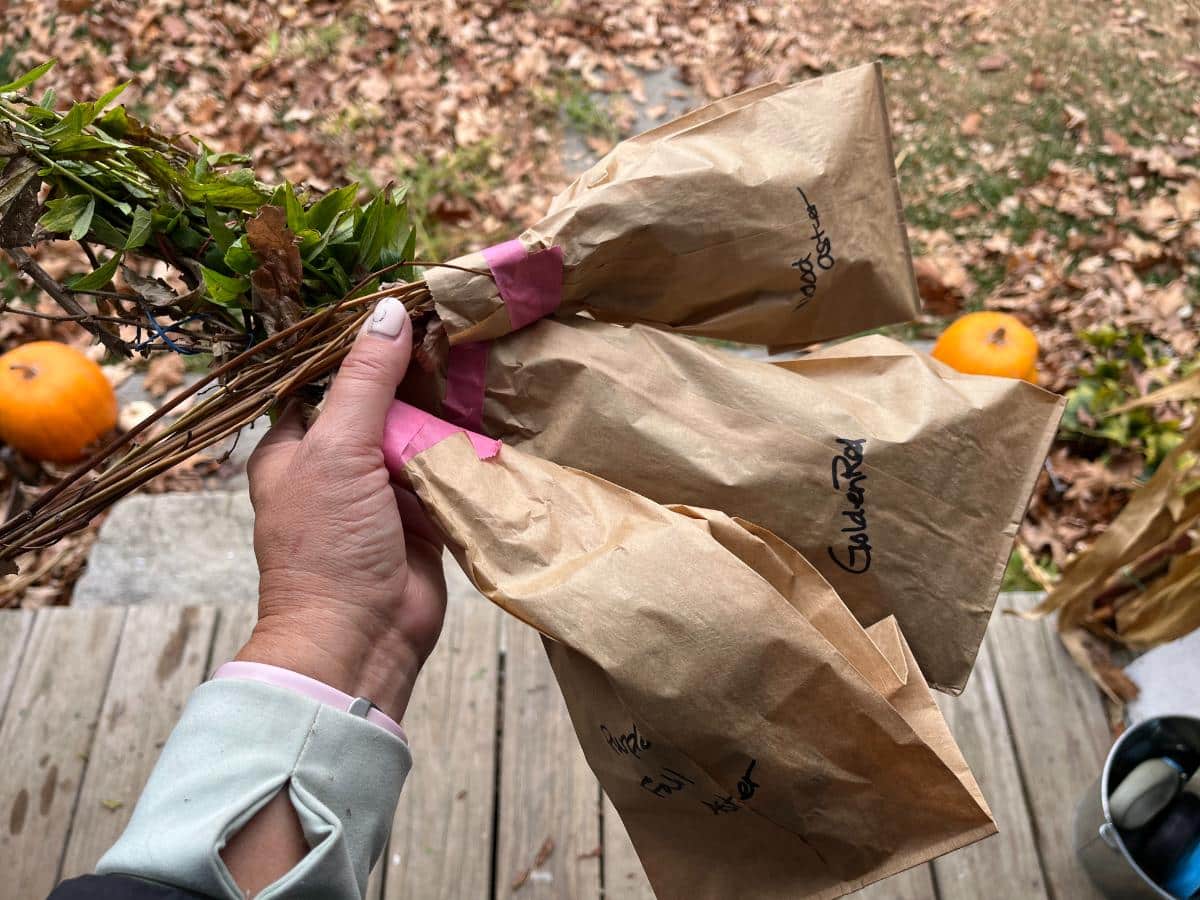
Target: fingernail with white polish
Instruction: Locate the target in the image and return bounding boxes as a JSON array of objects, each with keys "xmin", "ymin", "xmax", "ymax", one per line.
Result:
[{"xmin": 366, "ymin": 297, "xmax": 407, "ymax": 338}]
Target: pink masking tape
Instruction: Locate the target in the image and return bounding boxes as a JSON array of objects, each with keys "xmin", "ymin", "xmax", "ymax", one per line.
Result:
[
  {"xmin": 481, "ymin": 239, "xmax": 564, "ymax": 330},
  {"xmin": 383, "ymin": 400, "xmax": 500, "ymax": 475},
  {"xmin": 441, "ymin": 341, "xmax": 490, "ymax": 432}
]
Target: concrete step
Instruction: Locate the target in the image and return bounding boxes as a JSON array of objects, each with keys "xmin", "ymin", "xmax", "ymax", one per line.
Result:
[
  {"xmin": 73, "ymin": 490, "xmax": 257, "ymax": 607},
  {"xmin": 70, "ymin": 487, "xmax": 484, "ymax": 614}
]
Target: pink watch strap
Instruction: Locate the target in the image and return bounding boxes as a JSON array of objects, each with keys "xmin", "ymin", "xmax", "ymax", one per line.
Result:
[{"xmin": 212, "ymin": 661, "xmax": 407, "ymax": 743}]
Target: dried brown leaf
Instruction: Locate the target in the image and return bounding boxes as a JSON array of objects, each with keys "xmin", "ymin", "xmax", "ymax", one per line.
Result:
[
  {"xmin": 976, "ymin": 52, "xmax": 1010, "ymax": 72},
  {"xmin": 912, "ymin": 255, "xmax": 972, "ymax": 315},
  {"xmin": 245, "ymin": 206, "xmax": 305, "ymax": 334}
]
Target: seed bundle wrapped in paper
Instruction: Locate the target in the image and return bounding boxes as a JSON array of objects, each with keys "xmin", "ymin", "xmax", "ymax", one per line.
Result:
[
  {"xmin": 426, "ymin": 62, "xmax": 919, "ymax": 348},
  {"xmin": 384, "ymin": 406, "xmax": 996, "ymax": 899},
  {"xmin": 402, "ymin": 321, "xmax": 1065, "ymax": 692}
]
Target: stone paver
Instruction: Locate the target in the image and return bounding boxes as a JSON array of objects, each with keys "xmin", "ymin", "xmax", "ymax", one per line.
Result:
[{"xmin": 73, "ymin": 491, "xmax": 257, "ymax": 607}]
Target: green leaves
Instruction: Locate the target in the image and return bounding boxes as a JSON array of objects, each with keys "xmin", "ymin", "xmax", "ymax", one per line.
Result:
[
  {"xmin": 200, "ymin": 266, "xmax": 250, "ymax": 306},
  {"xmin": 40, "ymin": 194, "xmax": 95, "ymax": 240},
  {"xmin": 355, "ymin": 186, "xmax": 411, "ymax": 274},
  {"xmin": 2, "ymin": 59, "xmax": 421, "ymax": 328},
  {"xmin": 205, "ymin": 200, "xmax": 235, "ymax": 252},
  {"xmin": 0, "ymin": 60, "xmax": 55, "ymax": 95},
  {"xmin": 125, "ymin": 205, "xmax": 153, "ymax": 249},
  {"xmin": 1060, "ymin": 328, "xmax": 1189, "ymax": 473},
  {"xmin": 307, "ymin": 183, "xmax": 358, "ymax": 233},
  {"xmin": 68, "ymin": 252, "xmax": 121, "ymax": 291}
]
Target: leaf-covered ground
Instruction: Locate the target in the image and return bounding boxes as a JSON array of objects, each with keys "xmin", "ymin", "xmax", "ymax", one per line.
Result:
[{"xmin": 1, "ymin": 0, "xmax": 1198, "ymax": 602}]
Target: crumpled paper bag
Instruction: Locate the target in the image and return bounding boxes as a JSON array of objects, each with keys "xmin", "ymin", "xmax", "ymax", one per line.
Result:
[
  {"xmin": 402, "ymin": 320, "xmax": 1065, "ymax": 693},
  {"xmin": 426, "ymin": 62, "xmax": 919, "ymax": 348},
  {"xmin": 384, "ymin": 411, "xmax": 995, "ymax": 899}
]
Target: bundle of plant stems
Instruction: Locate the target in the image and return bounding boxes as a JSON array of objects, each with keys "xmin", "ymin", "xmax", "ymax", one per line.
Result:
[
  {"xmin": 1033, "ymin": 376, "xmax": 1200, "ymax": 650},
  {"xmin": 0, "ymin": 61, "xmax": 450, "ymax": 572}
]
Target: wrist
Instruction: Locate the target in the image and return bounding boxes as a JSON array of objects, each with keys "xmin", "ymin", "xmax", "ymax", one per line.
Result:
[{"xmin": 237, "ymin": 610, "xmax": 423, "ymax": 722}]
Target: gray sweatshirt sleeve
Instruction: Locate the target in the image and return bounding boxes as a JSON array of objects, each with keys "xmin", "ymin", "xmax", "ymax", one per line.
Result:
[{"xmin": 95, "ymin": 678, "xmax": 412, "ymax": 899}]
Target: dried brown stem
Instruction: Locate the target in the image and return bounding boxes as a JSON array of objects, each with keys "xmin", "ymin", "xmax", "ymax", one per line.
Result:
[
  {"xmin": 0, "ymin": 303, "xmax": 149, "ymax": 328},
  {"xmin": 1085, "ymin": 531, "xmax": 1196, "ymax": 621},
  {"xmin": 0, "ymin": 281, "xmax": 430, "ymax": 563},
  {"xmin": 3, "ymin": 247, "xmax": 131, "ymax": 358}
]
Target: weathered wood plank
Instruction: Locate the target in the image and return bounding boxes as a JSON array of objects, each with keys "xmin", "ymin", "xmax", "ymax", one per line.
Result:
[
  {"xmin": 851, "ymin": 866, "xmax": 937, "ymax": 899},
  {"xmin": 602, "ymin": 793, "xmax": 653, "ymax": 900},
  {"xmin": 60, "ymin": 605, "xmax": 219, "ymax": 879},
  {"xmin": 206, "ymin": 602, "xmax": 258, "ymax": 674},
  {"xmin": 0, "ymin": 606, "xmax": 126, "ymax": 898},
  {"xmin": 384, "ymin": 564, "xmax": 502, "ymax": 900},
  {"xmin": 0, "ymin": 608, "xmax": 35, "ymax": 722},
  {"xmin": 494, "ymin": 622, "xmax": 601, "ymax": 900},
  {"xmin": 987, "ymin": 595, "xmax": 1110, "ymax": 900},
  {"xmin": 931, "ymin": 638, "xmax": 1049, "ymax": 899}
]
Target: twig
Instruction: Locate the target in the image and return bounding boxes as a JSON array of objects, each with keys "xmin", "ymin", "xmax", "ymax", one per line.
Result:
[
  {"xmin": 0, "ymin": 281, "xmax": 428, "ymax": 558},
  {"xmin": 0, "ymin": 302, "xmax": 149, "ymax": 328},
  {"xmin": 3, "ymin": 247, "xmax": 131, "ymax": 358},
  {"xmin": 1086, "ymin": 531, "xmax": 1195, "ymax": 618},
  {"xmin": 78, "ymin": 240, "xmax": 100, "ymax": 269}
]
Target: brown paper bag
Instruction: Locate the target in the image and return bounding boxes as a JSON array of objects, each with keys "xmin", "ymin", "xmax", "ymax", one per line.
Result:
[
  {"xmin": 387, "ymin": 422, "xmax": 995, "ymax": 899},
  {"xmin": 403, "ymin": 321, "xmax": 1064, "ymax": 693},
  {"xmin": 426, "ymin": 62, "xmax": 919, "ymax": 348}
]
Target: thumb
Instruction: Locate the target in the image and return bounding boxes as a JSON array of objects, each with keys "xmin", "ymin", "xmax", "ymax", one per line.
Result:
[{"xmin": 316, "ymin": 297, "xmax": 413, "ymax": 451}]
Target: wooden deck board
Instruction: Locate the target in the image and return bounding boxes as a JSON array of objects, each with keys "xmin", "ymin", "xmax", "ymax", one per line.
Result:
[
  {"xmin": 0, "ymin": 592, "xmax": 1111, "ymax": 900},
  {"xmin": 0, "ymin": 606, "xmax": 127, "ymax": 898},
  {"xmin": 601, "ymin": 793, "xmax": 653, "ymax": 900},
  {"xmin": 206, "ymin": 603, "xmax": 258, "ymax": 674},
  {"xmin": 60, "ymin": 605, "xmax": 219, "ymax": 880},
  {"xmin": 383, "ymin": 587, "xmax": 502, "ymax": 900},
  {"xmin": 987, "ymin": 598, "xmax": 1111, "ymax": 900},
  {"xmin": 852, "ymin": 865, "xmax": 937, "ymax": 899},
  {"xmin": 494, "ymin": 622, "xmax": 601, "ymax": 900},
  {"xmin": 0, "ymin": 606, "xmax": 34, "ymax": 722},
  {"xmin": 931, "ymin": 638, "xmax": 1050, "ymax": 900}
]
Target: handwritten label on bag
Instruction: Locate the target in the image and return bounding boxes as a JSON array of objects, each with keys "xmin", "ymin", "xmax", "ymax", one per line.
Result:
[
  {"xmin": 601, "ymin": 722, "xmax": 652, "ymax": 759},
  {"xmin": 792, "ymin": 187, "xmax": 836, "ymax": 310},
  {"xmin": 640, "ymin": 767, "xmax": 696, "ymax": 799},
  {"xmin": 605, "ymin": 718, "xmax": 764, "ymax": 817},
  {"xmin": 736, "ymin": 759, "xmax": 760, "ymax": 801},
  {"xmin": 827, "ymin": 438, "xmax": 871, "ymax": 574}
]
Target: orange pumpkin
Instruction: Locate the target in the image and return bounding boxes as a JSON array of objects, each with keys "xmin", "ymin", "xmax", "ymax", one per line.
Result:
[
  {"xmin": 0, "ymin": 341, "xmax": 118, "ymax": 462},
  {"xmin": 931, "ymin": 311, "xmax": 1039, "ymax": 383}
]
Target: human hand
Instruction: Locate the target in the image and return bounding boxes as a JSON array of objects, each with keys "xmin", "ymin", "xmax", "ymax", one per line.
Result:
[{"xmin": 237, "ymin": 297, "xmax": 446, "ymax": 722}]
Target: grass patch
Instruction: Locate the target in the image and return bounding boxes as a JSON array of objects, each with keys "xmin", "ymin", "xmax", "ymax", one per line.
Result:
[
  {"xmin": 532, "ymin": 76, "xmax": 618, "ymax": 140},
  {"xmin": 356, "ymin": 142, "xmax": 503, "ymax": 259},
  {"xmin": 889, "ymin": 0, "xmax": 1195, "ymax": 270},
  {"xmin": 1001, "ymin": 549, "xmax": 1060, "ymax": 592},
  {"xmin": 183, "ymin": 351, "xmax": 214, "ymax": 373},
  {"xmin": 561, "ymin": 84, "xmax": 616, "ymax": 139},
  {"xmin": 1001, "ymin": 550, "xmax": 1042, "ymax": 591}
]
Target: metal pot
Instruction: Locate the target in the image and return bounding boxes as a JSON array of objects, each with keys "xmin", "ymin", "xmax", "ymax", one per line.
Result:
[{"xmin": 1075, "ymin": 715, "xmax": 1200, "ymax": 899}]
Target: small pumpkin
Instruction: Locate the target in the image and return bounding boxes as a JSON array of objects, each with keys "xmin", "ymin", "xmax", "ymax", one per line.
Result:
[
  {"xmin": 0, "ymin": 341, "xmax": 118, "ymax": 462},
  {"xmin": 932, "ymin": 311, "xmax": 1039, "ymax": 383}
]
